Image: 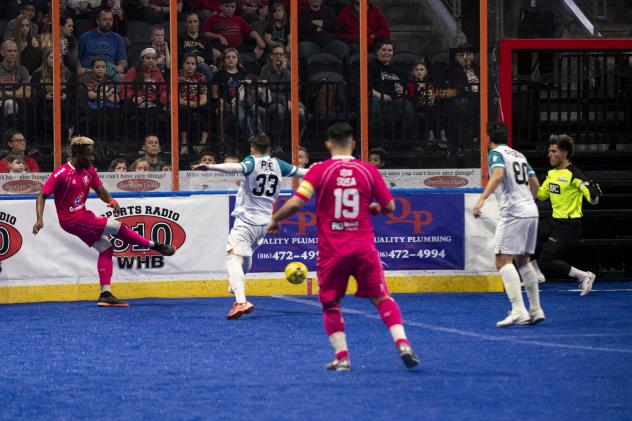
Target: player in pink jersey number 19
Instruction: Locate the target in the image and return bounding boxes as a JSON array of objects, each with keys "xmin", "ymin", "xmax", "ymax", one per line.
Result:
[
  {"xmin": 32, "ymin": 136, "xmax": 176, "ymax": 307},
  {"xmin": 267, "ymin": 123, "xmax": 419, "ymax": 371}
]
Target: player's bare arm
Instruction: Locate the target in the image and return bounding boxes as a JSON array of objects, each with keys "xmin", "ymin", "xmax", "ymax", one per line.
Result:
[
  {"xmin": 94, "ymin": 185, "xmax": 120, "ymax": 213},
  {"xmin": 528, "ymin": 175, "xmax": 540, "ymax": 198},
  {"xmin": 191, "ymin": 163, "xmax": 244, "ymax": 173},
  {"xmin": 32, "ymin": 191, "xmax": 48, "ymax": 235},
  {"xmin": 473, "ymin": 167, "xmax": 504, "ymax": 218},
  {"xmin": 266, "ymin": 196, "xmax": 306, "ymax": 234}
]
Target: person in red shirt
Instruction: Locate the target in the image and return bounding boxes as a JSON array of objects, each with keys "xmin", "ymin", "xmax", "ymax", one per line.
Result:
[
  {"xmin": 267, "ymin": 122, "xmax": 420, "ymax": 371},
  {"xmin": 0, "ymin": 129, "xmax": 39, "ymax": 172},
  {"xmin": 338, "ymin": 0, "xmax": 389, "ymax": 54},
  {"xmin": 120, "ymin": 47, "xmax": 168, "ymax": 107},
  {"xmin": 32, "ymin": 136, "xmax": 176, "ymax": 307},
  {"xmin": 202, "ymin": 0, "xmax": 266, "ymax": 60}
]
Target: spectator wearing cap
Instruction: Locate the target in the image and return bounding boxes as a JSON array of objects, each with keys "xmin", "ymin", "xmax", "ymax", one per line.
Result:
[
  {"xmin": 338, "ymin": 0, "xmax": 389, "ymax": 54},
  {"xmin": 0, "ymin": 129, "xmax": 40, "ymax": 172},
  {"xmin": 120, "ymin": 47, "xmax": 168, "ymax": 107},
  {"xmin": 0, "ymin": 40, "xmax": 31, "ymax": 117},
  {"xmin": 3, "ymin": 0, "xmax": 39, "ymax": 41},
  {"xmin": 78, "ymin": 8, "xmax": 127, "ymax": 77}
]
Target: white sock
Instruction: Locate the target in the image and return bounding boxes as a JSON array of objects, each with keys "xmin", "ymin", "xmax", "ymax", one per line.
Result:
[
  {"xmin": 569, "ymin": 266, "xmax": 589, "ymax": 281},
  {"xmin": 519, "ymin": 263, "xmax": 541, "ymax": 312},
  {"xmin": 101, "ymin": 285, "xmax": 111, "ymax": 293},
  {"xmin": 531, "ymin": 260, "xmax": 545, "ymax": 279},
  {"xmin": 328, "ymin": 331, "xmax": 348, "ymax": 354},
  {"xmin": 389, "ymin": 324, "xmax": 407, "ymax": 343},
  {"xmin": 241, "ymin": 256, "xmax": 252, "ymax": 274},
  {"xmin": 499, "ymin": 264, "xmax": 527, "ymax": 314},
  {"xmin": 226, "ymin": 254, "xmax": 246, "ymax": 303}
]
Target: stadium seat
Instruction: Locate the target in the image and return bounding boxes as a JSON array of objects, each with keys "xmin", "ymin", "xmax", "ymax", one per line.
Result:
[
  {"xmin": 126, "ymin": 20, "xmax": 153, "ymax": 44},
  {"xmin": 346, "ymin": 53, "xmax": 375, "ymax": 101},
  {"xmin": 306, "ymin": 53, "xmax": 343, "ymax": 80},
  {"xmin": 391, "ymin": 51, "xmax": 420, "ymax": 78},
  {"xmin": 240, "ymin": 53, "xmax": 260, "ymax": 76},
  {"xmin": 127, "ymin": 42, "xmax": 148, "ymax": 66}
]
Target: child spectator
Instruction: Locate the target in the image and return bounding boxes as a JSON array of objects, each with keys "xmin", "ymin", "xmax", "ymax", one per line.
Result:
[
  {"xmin": 263, "ymin": 3, "xmax": 290, "ymax": 53},
  {"xmin": 179, "ymin": 53, "xmax": 209, "ymax": 155},
  {"xmin": 130, "ymin": 157, "xmax": 150, "ymax": 171},
  {"xmin": 108, "ymin": 157, "xmax": 127, "ymax": 171},
  {"xmin": 298, "ymin": 145, "xmax": 309, "ymax": 168},
  {"xmin": 150, "ymin": 24, "xmax": 171, "ymax": 75},
  {"xmin": 87, "ymin": 57, "xmax": 119, "ymax": 109},
  {"xmin": 5, "ymin": 151, "xmax": 26, "ymax": 173},
  {"xmin": 0, "ymin": 129, "xmax": 39, "ymax": 172},
  {"xmin": 120, "ymin": 47, "xmax": 168, "ymax": 108},
  {"xmin": 368, "ymin": 147, "xmax": 386, "ymax": 169},
  {"xmin": 9, "ymin": 14, "xmax": 43, "ymax": 74},
  {"xmin": 211, "ymin": 48, "xmax": 248, "ymax": 142},
  {"xmin": 338, "ymin": 0, "xmax": 389, "ymax": 54},
  {"xmin": 161, "ymin": 163, "xmax": 171, "ymax": 171},
  {"xmin": 202, "ymin": 0, "xmax": 266, "ymax": 60},
  {"xmin": 223, "ymin": 153, "xmax": 240, "ymax": 163},
  {"xmin": 199, "ymin": 150, "xmax": 218, "ymax": 165}
]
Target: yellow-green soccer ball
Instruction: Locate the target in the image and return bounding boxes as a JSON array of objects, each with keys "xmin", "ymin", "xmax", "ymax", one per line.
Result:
[{"xmin": 285, "ymin": 261, "xmax": 308, "ymax": 285}]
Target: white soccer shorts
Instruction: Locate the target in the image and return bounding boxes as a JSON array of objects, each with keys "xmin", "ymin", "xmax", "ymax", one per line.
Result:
[
  {"xmin": 226, "ymin": 218, "xmax": 268, "ymax": 257},
  {"xmin": 494, "ymin": 217, "xmax": 538, "ymax": 255}
]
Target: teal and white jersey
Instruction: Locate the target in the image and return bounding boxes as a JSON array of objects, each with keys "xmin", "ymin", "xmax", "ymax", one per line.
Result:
[
  {"xmin": 233, "ymin": 155, "xmax": 300, "ymax": 225},
  {"xmin": 488, "ymin": 144, "xmax": 538, "ymax": 218}
]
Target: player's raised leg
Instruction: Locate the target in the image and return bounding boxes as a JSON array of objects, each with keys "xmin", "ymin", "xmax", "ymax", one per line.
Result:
[{"xmin": 105, "ymin": 218, "xmax": 176, "ymax": 256}]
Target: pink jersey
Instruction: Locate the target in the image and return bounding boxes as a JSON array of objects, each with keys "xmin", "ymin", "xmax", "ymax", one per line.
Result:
[
  {"xmin": 42, "ymin": 163, "xmax": 103, "ymax": 225},
  {"xmin": 295, "ymin": 156, "xmax": 392, "ymax": 257}
]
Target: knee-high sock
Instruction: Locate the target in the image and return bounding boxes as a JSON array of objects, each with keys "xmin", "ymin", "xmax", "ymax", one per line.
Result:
[
  {"xmin": 499, "ymin": 264, "xmax": 527, "ymax": 314},
  {"xmin": 97, "ymin": 247, "xmax": 114, "ymax": 289},
  {"xmin": 377, "ymin": 297, "xmax": 409, "ymax": 346},
  {"xmin": 323, "ymin": 301, "xmax": 348, "ymax": 358},
  {"xmin": 519, "ymin": 262, "xmax": 541, "ymax": 312},
  {"xmin": 226, "ymin": 254, "xmax": 246, "ymax": 303},
  {"xmin": 241, "ymin": 256, "xmax": 252, "ymax": 274},
  {"xmin": 115, "ymin": 224, "xmax": 151, "ymax": 248}
]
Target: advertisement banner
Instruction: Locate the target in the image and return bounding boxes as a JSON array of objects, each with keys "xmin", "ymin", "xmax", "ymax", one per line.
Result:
[
  {"xmin": 249, "ymin": 194, "xmax": 465, "ymax": 273},
  {"xmin": 381, "ymin": 168, "xmax": 481, "ymax": 189}
]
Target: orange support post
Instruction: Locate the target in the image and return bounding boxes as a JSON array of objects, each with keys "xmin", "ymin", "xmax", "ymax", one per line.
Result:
[
  {"xmin": 52, "ymin": 1, "xmax": 61, "ymax": 167},
  {"xmin": 290, "ymin": 0, "xmax": 299, "ymax": 188},
  {"xmin": 359, "ymin": 0, "xmax": 368, "ymax": 161},
  {"xmin": 170, "ymin": 1, "xmax": 180, "ymax": 190},
  {"xmin": 480, "ymin": 0, "xmax": 489, "ymax": 187}
]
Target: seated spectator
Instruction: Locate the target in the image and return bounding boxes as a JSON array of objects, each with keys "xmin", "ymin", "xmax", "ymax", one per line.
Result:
[
  {"xmin": 179, "ymin": 53, "xmax": 209, "ymax": 155},
  {"xmin": 237, "ymin": 73, "xmax": 268, "ymax": 137},
  {"xmin": 36, "ymin": 0, "xmax": 53, "ymax": 48},
  {"xmin": 199, "ymin": 150, "xmax": 218, "ymax": 165},
  {"xmin": 259, "ymin": 43, "xmax": 305, "ymax": 140},
  {"xmin": 139, "ymin": 134, "xmax": 164, "ymax": 171},
  {"xmin": 9, "ymin": 14, "xmax": 43, "ymax": 74},
  {"xmin": 238, "ymin": 0, "xmax": 268, "ymax": 23},
  {"xmin": 202, "ymin": 0, "xmax": 266, "ymax": 60},
  {"xmin": 184, "ymin": 0, "xmax": 220, "ymax": 23},
  {"xmin": 88, "ymin": 0, "xmax": 128, "ymax": 39},
  {"xmin": 130, "ymin": 157, "xmax": 151, "ymax": 171},
  {"xmin": 368, "ymin": 147, "xmax": 386, "ymax": 169},
  {"xmin": 150, "ymin": 24, "xmax": 171, "ymax": 75},
  {"xmin": 298, "ymin": 0, "xmax": 348, "ymax": 62},
  {"xmin": 3, "ymin": 0, "xmax": 48, "ymax": 21},
  {"xmin": 67, "ymin": 0, "xmax": 101, "ymax": 20},
  {"xmin": 298, "ymin": 145, "xmax": 308, "ymax": 168},
  {"xmin": 0, "ymin": 129, "xmax": 39, "ymax": 172},
  {"xmin": 178, "ymin": 11, "xmax": 218, "ymax": 82},
  {"xmin": 120, "ymin": 47, "xmax": 168, "ymax": 108},
  {"xmin": 78, "ymin": 9, "xmax": 127, "ymax": 77},
  {"xmin": 0, "ymin": 40, "xmax": 32, "ymax": 117},
  {"xmin": 211, "ymin": 48, "xmax": 248, "ymax": 142},
  {"xmin": 108, "ymin": 157, "xmax": 127, "ymax": 171},
  {"xmin": 263, "ymin": 3, "xmax": 290, "ymax": 53},
  {"xmin": 3, "ymin": 0, "xmax": 39, "ymax": 41},
  {"xmin": 369, "ymin": 40, "xmax": 414, "ymax": 140},
  {"xmin": 60, "ymin": 15, "xmax": 81, "ymax": 74},
  {"xmin": 4, "ymin": 151, "xmax": 26, "ymax": 173},
  {"xmin": 161, "ymin": 163, "xmax": 171, "ymax": 171},
  {"xmin": 338, "ymin": 0, "xmax": 389, "ymax": 55},
  {"xmin": 86, "ymin": 57, "xmax": 120, "ymax": 109},
  {"xmin": 31, "ymin": 48, "xmax": 70, "ymax": 106}
]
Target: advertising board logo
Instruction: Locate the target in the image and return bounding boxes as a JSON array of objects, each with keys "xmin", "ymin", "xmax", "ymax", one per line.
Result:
[
  {"xmin": 105, "ymin": 207, "xmax": 185, "ymax": 269},
  {"xmin": 385, "ymin": 197, "xmax": 433, "ymax": 234},
  {"xmin": 116, "ymin": 178, "xmax": 161, "ymax": 192},
  {"xmin": 0, "ymin": 212, "xmax": 23, "ymax": 261},
  {"xmin": 2, "ymin": 179, "xmax": 42, "ymax": 194},
  {"xmin": 424, "ymin": 176, "xmax": 469, "ymax": 188}
]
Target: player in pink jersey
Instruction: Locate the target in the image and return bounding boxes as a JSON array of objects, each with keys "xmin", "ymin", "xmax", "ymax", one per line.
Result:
[
  {"xmin": 32, "ymin": 136, "xmax": 176, "ymax": 307},
  {"xmin": 267, "ymin": 123, "xmax": 419, "ymax": 371}
]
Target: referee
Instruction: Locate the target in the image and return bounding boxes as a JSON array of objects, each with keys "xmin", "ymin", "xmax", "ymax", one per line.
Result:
[{"xmin": 535, "ymin": 134, "xmax": 602, "ymax": 296}]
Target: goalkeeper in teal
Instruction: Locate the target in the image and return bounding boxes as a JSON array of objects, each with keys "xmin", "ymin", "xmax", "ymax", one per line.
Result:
[
  {"xmin": 192, "ymin": 134, "xmax": 306, "ymax": 319},
  {"xmin": 535, "ymin": 134, "xmax": 602, "ymax": 296}
]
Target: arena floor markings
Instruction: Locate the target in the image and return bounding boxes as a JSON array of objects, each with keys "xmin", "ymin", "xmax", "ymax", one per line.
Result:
[{"xmin": 1, "ymin": 282, "xmax": 631, "ymax": 420}]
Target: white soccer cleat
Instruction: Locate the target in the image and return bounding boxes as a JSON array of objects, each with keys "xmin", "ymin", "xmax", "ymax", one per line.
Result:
[
  {"xmin": 579, "ymin": 272, "xmax": 596, "ymax": 296},
  {"xmin": 536, "ymin": 271, "xmax": 546, "ymax": 284},
  {"xmin": 528, "ymin": 308, "xmax": 546, "ymax": 325},
  {"xmin": 496, "ymin": 311, "xmax": 531, "ymax": 328}
]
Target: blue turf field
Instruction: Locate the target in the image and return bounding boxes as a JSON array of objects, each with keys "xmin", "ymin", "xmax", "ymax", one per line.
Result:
[{"xmin": 1, "ymin": 282, "xmax": 632, "ymax": 420}]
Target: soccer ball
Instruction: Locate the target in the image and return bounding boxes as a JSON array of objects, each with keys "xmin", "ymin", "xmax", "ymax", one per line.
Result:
[{"xmin": 285, "ymin": 261, "xmax": 308, "ymax": 285}]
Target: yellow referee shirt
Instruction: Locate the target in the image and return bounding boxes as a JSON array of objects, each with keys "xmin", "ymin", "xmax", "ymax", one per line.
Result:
[{"xmin": 536, "ymin": 165, "xmax": 597, "ymax": 219}]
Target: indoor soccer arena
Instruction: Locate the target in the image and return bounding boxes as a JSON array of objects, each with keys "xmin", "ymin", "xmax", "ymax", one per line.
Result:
[{"xmin": 0, "ymin": 0, "xmax": 631, "ymax": 418}]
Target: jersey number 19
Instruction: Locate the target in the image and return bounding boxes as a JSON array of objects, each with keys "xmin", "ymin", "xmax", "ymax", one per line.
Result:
[{"xmin": 333, "ymin": 188, "xmax": 359, "ymax": 218}]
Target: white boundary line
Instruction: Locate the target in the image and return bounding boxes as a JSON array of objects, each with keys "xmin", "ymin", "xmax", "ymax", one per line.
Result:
[{"xmin": 272, "ymin": 295, "xmax": 632, "ymax": 355}]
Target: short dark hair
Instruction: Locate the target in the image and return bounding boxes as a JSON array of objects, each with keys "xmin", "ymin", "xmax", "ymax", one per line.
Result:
[
  {"xmin": 199, "ymin": 150, "xmax": 217, "ymax": 160},
  {"xmin": 369, "ymin": 147, "xmax": 387, "ymax": 163},
  {"xmin": 4, "ymin": 128, "xmax": 23, "ymax": 145},
  {"xmin": 91, "ymin": 57, "xmax": 107, "ymax": 68},
  {"xmin": 327, "ymin": 122, "xmax": 354, "ymax": 147},
  {"xmin": 97, "ymin": 8, "xmax": 113, "ymax": 19},
  {"xmin": 487, "ymin": 122, "xmax": 509, "ymax": 144},
  {"xmin": 249, "ymin": 134, "xmax": 271, "ymax": 154},
  {"xmin": 5, "ymin": 150, "xmax": 24, "ymax": 163},
  {"xmin": 221, "ymin": 0, "xmax": 236, "ymax": 4},
  {"xmin": 549, "ymin": 134, "xmax": 574, "ymax": 159}
]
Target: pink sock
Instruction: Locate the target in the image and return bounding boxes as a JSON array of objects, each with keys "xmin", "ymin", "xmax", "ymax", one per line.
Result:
[
  {"xmin": 116, "ymin": 223, "xmax": 151, "ymax": 248},
  {"xmin": 97, "ymin": 247, "xmax": 113, "ymax": 286},
  {"xmin": 377, "ymin": 297, "xmax": 404, "ymax": 328},
  {"xmin": 322, "ymin": 302, "xmax": 345, "ymax": 336},
  {"xmin": 336, "ymin": 350, "xmax": 349, "ymax": 360}
]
